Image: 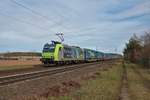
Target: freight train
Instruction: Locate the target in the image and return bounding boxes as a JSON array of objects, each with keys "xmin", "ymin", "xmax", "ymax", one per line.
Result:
[{"xmin": 41, "ymin": 41, "xmax": 121, "ymax": 64}]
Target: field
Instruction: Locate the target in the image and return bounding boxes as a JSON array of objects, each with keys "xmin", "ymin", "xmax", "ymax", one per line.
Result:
[
  {"xmin": 0, "ymin": 52, "xmax": 41, "ymax": 71},
  {"xmin": 44, "ymin": 61, "xmax": 150, "ymax": 100},
  {"xmin": 0, "ymin": 60, "xmax": 120, "ymax": 100},
  {"xmin": 126, "ymin": 63, "xmax": 150, "ymax": 100},
  {"xmin": 69, "ymin": 62, "xmax": 122, "ymax": 100},
  {"xmin": 0, "ymin": 61, "xmax": 149, "ymax": 100},
  {"xmin": 47, "ymin": 61, "xmax": 123, "ymax": 100},
  {"xmin": 0, "ymin": 60, "xmax": 41, "ymax": 71}
]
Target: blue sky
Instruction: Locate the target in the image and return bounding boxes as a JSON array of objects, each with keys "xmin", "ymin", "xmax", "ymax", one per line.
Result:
[{"xmin": 0, "ymin": 0, "xmax": 150, "ymax": 53}]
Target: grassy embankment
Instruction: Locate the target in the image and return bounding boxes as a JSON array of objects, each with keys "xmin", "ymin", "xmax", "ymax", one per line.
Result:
[
  {"xmin": 48, "ymin": 62, "xmax": 123, "ymax": 100},
  {"xmin": 126, "ymin": 63, "xmax": 150, "ymax": 100}
]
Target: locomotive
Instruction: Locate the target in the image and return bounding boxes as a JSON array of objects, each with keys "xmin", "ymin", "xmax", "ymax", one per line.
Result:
[{"xmin": 41, "ymin": 41, "xmax": 121, "ymax": 64}]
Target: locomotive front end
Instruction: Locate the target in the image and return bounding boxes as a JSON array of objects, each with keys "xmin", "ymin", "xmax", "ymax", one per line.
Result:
[{"xmin": 41, "ymin": 43, "xmax": 55, "ymax": 64}]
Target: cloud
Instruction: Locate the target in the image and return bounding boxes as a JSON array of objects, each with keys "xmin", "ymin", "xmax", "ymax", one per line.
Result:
[
  {"xmin": 117, "ymin": 1, "xmax": 150, "ymax": 20},
  {"xmin": 0, "ymin": 0, "xmax": 149, "ymax": 53},
  {"xmin": 105, "ymin": 0, "xmax": 150, "ymax": 21}
]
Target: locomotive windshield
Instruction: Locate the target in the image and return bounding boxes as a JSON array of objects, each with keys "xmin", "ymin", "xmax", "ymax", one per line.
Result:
[{"xmin": 43, "ymin": 43, "xmax": 55, "ymax": 52}]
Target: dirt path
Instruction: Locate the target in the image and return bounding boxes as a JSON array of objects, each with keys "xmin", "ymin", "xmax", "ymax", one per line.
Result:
[{"xmin": 119, "ymin": 62, "xmax": 130, "ymax": 100}]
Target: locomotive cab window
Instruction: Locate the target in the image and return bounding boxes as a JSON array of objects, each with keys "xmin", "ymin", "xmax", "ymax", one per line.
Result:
[{"xmin": 43, "ymin": 43, "xmax": 55, "ymax": 52}]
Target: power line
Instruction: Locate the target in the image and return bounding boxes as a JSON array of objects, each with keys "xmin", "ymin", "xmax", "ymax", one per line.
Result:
[
  {"xmin": 0, "ymin": 11, "xmax": 54, "ymax": 33},
  {"xmin": 10, "ymin": 0, "xmax": 87, "ymax": 31},
  {"xmin": 64, "ymin": 27, "xmax": 97, "ymax": 35},
  {"xmin": 0, "ymin": 8, "xmax": 98, "ymax": 39},
  {"xmin": 10, "ymin": 0, "xmax": 66, "ymax": 29},
  {"xmin": 53, "ymin": 0, "xmax": 80, "ymax": 18},
  {"xmin": 10, "ymin": 0, "xmax": 96, "ymax": 35},
  {"xmin": 1, "ymin": 0, "xmax": 100, "ymax": 38}
]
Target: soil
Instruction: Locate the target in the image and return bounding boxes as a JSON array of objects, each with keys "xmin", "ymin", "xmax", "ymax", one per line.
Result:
[
  {"xmin": 0, "ymin": 60, "xmax": 43, "ymax": 77},
  {"xmin": 0, "ymin": 60, "xmax": 41, "ymax": 67},
  {"xmin": 0, "ymin": 66, "xmax": 46, "ymax": 77},
  {"xmin": 119, "ymin": 62, "xmax": 130, "ymax": 100}
]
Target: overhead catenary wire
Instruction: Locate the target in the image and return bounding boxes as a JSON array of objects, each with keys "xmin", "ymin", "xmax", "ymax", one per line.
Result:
[
  {"xmin": 2, "ymin": 0, "xmax": 99, "ymax": 37},
  {"xmin": 10, "ymin": 0, "xmax": 95, "ymax": 34},
  {"xmin": 10, "ymin": 0, "xmax": 67, "ymax": 29},
  {"xmin": 65, "ymin": 27, "xmax": 97, "ymax": 34},
  {"xmin": 0, "ymin": 10, "xmax": 54, "ymax": 33},
  {"xmin": 0, "ymin": 8, "xmax": 97, "ymax": 38}
]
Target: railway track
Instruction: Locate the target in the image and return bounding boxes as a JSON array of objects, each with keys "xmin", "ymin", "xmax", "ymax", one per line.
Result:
[{"xmin": 0, "ymin": 62, "xmax": 102, "ymax": 86}]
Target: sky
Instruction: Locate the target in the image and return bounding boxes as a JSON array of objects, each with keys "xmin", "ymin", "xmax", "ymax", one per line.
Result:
[{"xmin": 0, "ymin": 0, "xmax": 150, "ymax": 53}]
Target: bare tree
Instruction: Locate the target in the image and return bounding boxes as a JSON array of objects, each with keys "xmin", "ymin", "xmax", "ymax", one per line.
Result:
[
  {"xmin": 141, "ymin": 32, "xmax": 150, "ymax": 68},
  {"xmin": 123, "ymin": 34, "xmax": 142, "ymax": 63}
]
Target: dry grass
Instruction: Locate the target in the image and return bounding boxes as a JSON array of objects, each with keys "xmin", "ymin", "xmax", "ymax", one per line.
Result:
[
  {"xmin": 126, "ymin": 63, "xmax": 150, "ymax": 100},
  {"xmin": 46, "ymin": 62, "xmax": 150, "ymax": 100},
  {"xmin": 47, "ymin": 62, "xmax": 123, "ymax": 100}
]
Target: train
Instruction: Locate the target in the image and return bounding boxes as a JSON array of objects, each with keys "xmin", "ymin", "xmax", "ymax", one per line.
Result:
[{"xmin": 41, "ymin": 41, "xmax": 122, "ymax": 64}]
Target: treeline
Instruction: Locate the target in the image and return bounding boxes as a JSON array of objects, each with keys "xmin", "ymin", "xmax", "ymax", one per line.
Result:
[
  {"xmin": 0, "ymin": 52, "xmax": 41, "ymax": 57},
  {"xmin": 123, "ymin": 32, "xmax": 150, "ymax": 68}
]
